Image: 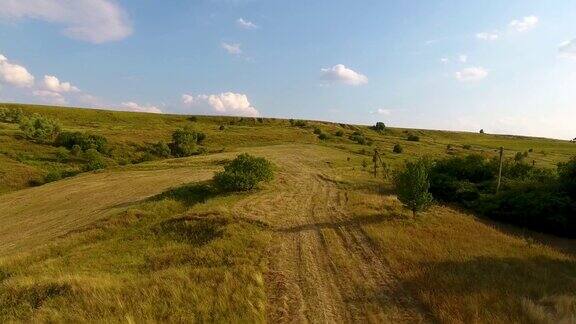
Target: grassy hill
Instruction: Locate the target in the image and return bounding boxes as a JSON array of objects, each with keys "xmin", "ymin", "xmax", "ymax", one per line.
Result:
[{"xmin": 0, "ymin": 103, "xmax": 575, "ymax": 322}]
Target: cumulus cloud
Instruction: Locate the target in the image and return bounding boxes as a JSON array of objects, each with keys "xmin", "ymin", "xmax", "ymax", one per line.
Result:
[
  {"xmin": 0, "ymin": 0, "xmax": 132, "ymax": 43},
  {"xmin": 320, "ymin": 64, "xmax": 368, "ymax": 86},
  {"xmin": 236, "ymin": 18, "xmax": 258, "ymax": 29},
  {"xmin": 509, "ymin": 16, "xmax": 539, "ymax": 32},
  {"xmin": 559, "ymin": 39, "xmax": 576, "ymax": 60},
  {"xmin": 372, "ymin": 108, "xmax": 391, "ymax": 115},
  {"xmin": 440, "ymin": 57, "xmax": 450, "ymax": 64},
  {"xmin": 181, "ymin": 92, "xmax": 259, "ymax": 117},
  {"xmin": 221, "ymin": 42, "xmax": 242, "ymax": 55},
  {"xmin": 455, "ymin": 67, "xmax": 488, "ymax": 82},
  {"xmin": 120, "ymin": 102, "xmax": 162, "ymax": 114},
  {"xmin": 42, "ymin": 75, "xmax": 79, "ymax": 93},
  {"xmin": 476, "ymin": 32, "xmax": 499, "ymax": 41},
  {"xmin": 458, "ymin": 54, "xmax": 468, "ymax": 63},
  {"xmin": 0, "ymin": 54, "xmax": 35, "ymax": 87},
  {"xmin": 33, "ymin": 90, "xmax": 66, "ymax": 105}
]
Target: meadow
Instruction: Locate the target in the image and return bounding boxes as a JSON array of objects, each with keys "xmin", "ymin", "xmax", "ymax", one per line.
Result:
[{"xmin": 0, "ymin": 103, "xmax": 575, "ymax": 322}]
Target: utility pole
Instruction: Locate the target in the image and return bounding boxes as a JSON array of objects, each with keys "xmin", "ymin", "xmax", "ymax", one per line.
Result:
[
  {"xmin": 372, "ymin": 149, "xmax": 379, "ymax": 177},
  {"xmin": 496, "ymin": 147, "xmax": 504, "ymax": 194}
]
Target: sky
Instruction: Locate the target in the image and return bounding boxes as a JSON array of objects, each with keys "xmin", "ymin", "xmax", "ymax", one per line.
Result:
[{"xmin": 0, "ymin": 0, "xmax": 575, "ymax": 140}]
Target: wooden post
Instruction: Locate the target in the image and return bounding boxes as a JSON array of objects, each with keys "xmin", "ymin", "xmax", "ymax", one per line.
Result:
[
  {"xmin": 372, "ymin": 149, "xmax": 379, "ymax": 177},
  {"xmin": 496, "ymin": 147, "xmax": 504, "ymax": 194}
]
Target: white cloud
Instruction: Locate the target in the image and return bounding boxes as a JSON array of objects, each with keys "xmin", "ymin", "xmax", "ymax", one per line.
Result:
[
  {"xmin": 455, "ymin": 67, "xmax": 488, "ymax": 82},
  {"xmin": 373, "ymin": 108, "xmax": 391, "ymax": 115},
  {"xmin": 236, "ymin": 18, "xmax": 258, "ymax": 29},
  {"xmin": 120, "ymin": 102, "xmax": 162, "ymax": 114},
  {"xmin": 181, "ymin": 92, "xmax": 259, "ymax": 117},
  {"xmin": 559, "ymin": 39, "xmax": 576, "ymax": 60},
  {"xmin": 509, "ymin": 15, "xmax": 539, "ymax": 32},
  {"xmin": 42, "ymin": 75, "xmax": 79, "ymax": 93},
  {"xmin": 458, "ymin": 54, "xmax": 468, "ymax": 63},
  {"xmin": 476, "ymin": 32, "xmax": 499, "ymax": 41},
  {"xmin": 0, "ymin": 0, "xmax": 132, "ymax": 43},
  {"xmin": 440, "ymin": 57, "xmax": 450, "ymax": 64},
  {"xmin": 221, "ymin": 42, "xmax": 242, "ymax": 55},
  {"xmin": 320, "ymin": 64, "xmax": 368, "ymax": 86},
  {"xmin": 33, "ymin": 90, "xmax": 66, "ymax": 105},
  {"xmin": 0, "ymin": 54, "xmax": 35, "ymax": 87}
]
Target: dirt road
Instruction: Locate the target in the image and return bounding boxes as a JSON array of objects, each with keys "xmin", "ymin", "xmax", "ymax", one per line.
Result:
[{"xmin": 233, "ymin": 149, "xmax": 426, "ymax": 323}]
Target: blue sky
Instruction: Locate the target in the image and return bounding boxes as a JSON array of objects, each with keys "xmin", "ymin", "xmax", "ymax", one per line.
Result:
[{"xmin": 1, "ymin": 0, "xmax": 575, "ymax": 139}]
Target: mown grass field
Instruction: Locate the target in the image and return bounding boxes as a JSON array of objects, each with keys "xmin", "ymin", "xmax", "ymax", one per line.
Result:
[{"xmin": 0, "ymin": 103, "xmax": 575, "ymax": 322}]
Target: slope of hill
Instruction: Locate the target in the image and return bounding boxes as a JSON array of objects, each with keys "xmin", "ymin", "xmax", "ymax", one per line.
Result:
[{"xmin": 0, "ymin": 103, "xmax": 575, "ymax": 322}]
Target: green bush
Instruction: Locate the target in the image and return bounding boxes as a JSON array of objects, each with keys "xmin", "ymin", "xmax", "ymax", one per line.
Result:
[
  {"xmin": 214, "ymin": 154, "xmax": 274, "ymax": 191},
  {"xmin": 44, "ymin": 170, "xmax": 62, "ymax": 183},
  {"xmin": 349, "ymin": 131, "xmax": 368, "ymax": 145},
  {"xmin": 55, "ymin": 147, "xmax": 70, "ymax": 162},
  {"xmin": 394, "ymin": 158, "xmax": 434, "ymax": 216},
  {"xmin": 83, "ymin": 149, "xmax": 106, "ymax": 171},
  {"xmin": 407, "ymin": 134, "xmax": 420, "ymax": 142},
  {"xmin": 55, "ymin": 131, "xmax": 108, "ymax": 153},
  {"xmin": 19, "ymin": 114, "xmax": 61, "ymax": 142},
  {"xmin": 149, "ymin": 141, "xmax": 171, "ymax": 158},
  {"xmin": 313, "ymin": 127, "xmax": 322, "ymax": 135},
  {"xmin": 318, "ymin": 133, "xmax": 329, "ymax": 140},
  {"xmin": 289, "ymin": 119, "xmax": 307, "ymax": 127},
  {"xmin": 335, "ymin": 130, "xmax": 344, "ymax": 137},
  {"xmin": 393, "ymin": 144, "xmax": 403, "ymax": 153},
  {"xmin": 71, "ymin": 145, "xmax": 82, "ymax": 156},
  {"xmin": 371, "ymin": 122, "xmax": 386, "ymax": 132},
  {"xmin": 429, "ymin": 154, "xmax": 576, "ymax": 238},
  {"xmin": 0, "ymin": 107, "xmax": 25, "ymax": 123},
  {"xmin": 169, "ymin": 127, "xmax": 206, "ymax": 157}
]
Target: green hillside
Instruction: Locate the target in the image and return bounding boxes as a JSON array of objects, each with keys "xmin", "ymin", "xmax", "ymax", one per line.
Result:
[{"xmin": 0, "ymin": 103, "xmax": 575, "ymax": 322}]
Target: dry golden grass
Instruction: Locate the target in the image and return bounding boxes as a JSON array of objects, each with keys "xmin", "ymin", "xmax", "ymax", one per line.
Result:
[{"xmin": 1, "ymin": 103, "xmax": 575, "ymax": 322}]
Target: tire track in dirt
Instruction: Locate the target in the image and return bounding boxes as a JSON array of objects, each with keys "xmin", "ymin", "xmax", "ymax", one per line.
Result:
[{"xmin": 232, "ymin": 155, "xmax": 426, "ymax": 323}]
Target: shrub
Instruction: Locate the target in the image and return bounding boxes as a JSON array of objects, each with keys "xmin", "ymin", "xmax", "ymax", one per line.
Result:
[
  {"xmin": 44, "ymin": 170, "xmax": 62, "ymax": 183},
  {"xmin": 407, "ymin": 134, "xmax": 420, "ymax": 142},
  {"xmin": 213, "ymin": 154, "xmax": 274, "ymax": 191},
  {"xmin": 55, "ymin": 147, "xmax": 70, "ymax": 162},
  {"xmin": 318, "ymin": 133, "xmax": 329, "ymax": 140},
  {"xmin": 290, "ymin": 119, "xmax": 307, "ymax": 127},
  {"xmin": 349, "ymin": 131, "xmax": 368, "ymax": 145},
  {"xmin": 71, "ymin": 145, "xmax": 82, "ymax": 156},
  {"xmin": 480, "ymin": 129, "xmax": 485, "ymax": 134},
  {"xmin": 149, "ymin": 141, "xmax": 171, "ymax": 158},
  {"xmin": 558, "ymin": 156, "xmax": 576, "ymax": 198},
  {"xmin": 83, "ymin": 149, "xmax": 106, "ymax": 171},
  {"xmin": 169, "ymin": 127, "xmax": 206, "ymax": 157},
  {"xmin": 371, "ymin": 122, "xmax": 386, "ymax": 132},
  {"xmin": 219, "ymin": 125, "xmax": 225, "ymax": 131},
  {"xmin": 19, "ymin": 114, "xmax": 61, "ymax": 142},
  {"xmin": 394, "ymin": 158, "xmax": 434, "ymax": 216},
  {"xmin": 335, "ymin": 130, "xmax": 344, "ymax": 137},
  {"xmin": 393, "ymin": 144, "xmax": 403, "ymax": 153},
  {"xmin": 55, "ymin": 131, "xmax": 108, "ymax": 153},
  {"xmin": 462, "ymin": 144, "xmax": 472, "ymax": 150},
  {"xmin": 313, "ymin": 127, "xmax": 322, "ymax": 135},
  {"xmin": 0, "ymin": 107, "xmax": 24, "ymax": 123}
]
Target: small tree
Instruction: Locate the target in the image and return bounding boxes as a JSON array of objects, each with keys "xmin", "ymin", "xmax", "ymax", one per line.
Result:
[
  {"xmin": 19, "ymin": 114, "xmax": 61, "ymax": 142},
  {"xmin": 393, "ymin": 144, "xmax": 403, "ymax": 154},
  {"xmin": 372, "ymin": 122, "xmax": 386, "ymax": 132},
  {"xmin": 480, "ymin": 129, "xmax": 485, "ymax": 134},
  {"xmin": 394, "ymin": 158, "xmax": 434, "ymax": 217},
  {"xmin": 169, "ymin": 127, "xmax": 206, "ymax": 157},
  {"xmin": 214, "ymin": 154, "xmax": 274, "ymax": 191}
]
